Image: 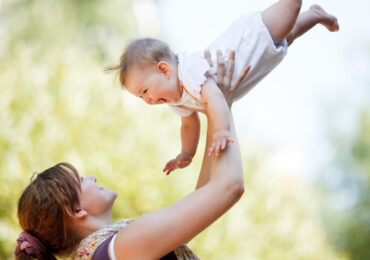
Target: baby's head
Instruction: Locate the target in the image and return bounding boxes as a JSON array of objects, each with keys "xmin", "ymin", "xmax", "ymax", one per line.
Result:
[{"xmin": 110, "ymin": 38, "xmax": 182, "ymax": 105}]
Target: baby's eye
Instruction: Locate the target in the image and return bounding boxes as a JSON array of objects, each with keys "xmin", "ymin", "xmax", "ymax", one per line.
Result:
[{"xmin": 143, "ymin": 89, "xmax": 148, "ymax": 94}]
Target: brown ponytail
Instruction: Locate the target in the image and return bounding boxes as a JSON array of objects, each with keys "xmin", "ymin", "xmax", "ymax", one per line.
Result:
[
  {"xmin": 15, "ymin": 250, "xmax": 54, "ymax": 260},
  {"xmin": 16, "ymin": 162, "xmax": 82, "ymax": 259}
]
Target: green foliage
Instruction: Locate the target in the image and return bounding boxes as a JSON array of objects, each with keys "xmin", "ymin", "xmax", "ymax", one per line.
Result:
[
  {"xmin": 320, "ymin": 108, "xmax": 370, "ymax": 260},
  {"xmin": 189, "ymin": 147, "xmax": 344, "ymax": 260},
  {"xmin": 0, "ymin": 0, "xmax": 346, "ymax": 259}
]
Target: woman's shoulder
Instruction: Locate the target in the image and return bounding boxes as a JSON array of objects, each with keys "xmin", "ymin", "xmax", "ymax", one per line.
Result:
[{"xmin": 71, "ymin": 219, "xmax": 133, "ymax": 260}]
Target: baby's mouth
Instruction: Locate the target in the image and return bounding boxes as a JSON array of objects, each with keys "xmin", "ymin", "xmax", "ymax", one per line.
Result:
[{"xmin": 157, "ymin": 98, "xmax": 167, "ymax": 104}]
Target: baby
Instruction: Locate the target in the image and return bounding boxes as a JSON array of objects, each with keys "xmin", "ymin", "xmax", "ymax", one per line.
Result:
[{"xmin": 111, "ymin": 1, "xmax": 339, "ymax": 175}]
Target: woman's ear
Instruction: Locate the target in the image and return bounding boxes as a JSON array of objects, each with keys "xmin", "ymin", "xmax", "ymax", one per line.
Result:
[
  {"xmin": 74, "ymin": 209, "xmax": 88, "ymax": 219},
  {"xmin": 65, "ymin": 206, "xmax": 88, "ymax": 220},
  {"xmin": 157, "ymin": 61, "xmax": 172, "ymax": 79}
]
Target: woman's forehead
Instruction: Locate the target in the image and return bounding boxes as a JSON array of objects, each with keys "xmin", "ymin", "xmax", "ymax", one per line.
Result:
[{"xmin": 63, "ymin": 168, "xmax": 81, "ymax": 188}]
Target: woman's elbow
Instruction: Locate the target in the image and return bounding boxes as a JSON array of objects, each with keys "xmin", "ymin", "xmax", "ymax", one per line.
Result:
[
  {"xmin": 234, "ymin": 181, "xmax": 245, "ymax": 201},
  {"xmin": 227, "ymin": 177, "xmax": 245, "ymax": 202}
]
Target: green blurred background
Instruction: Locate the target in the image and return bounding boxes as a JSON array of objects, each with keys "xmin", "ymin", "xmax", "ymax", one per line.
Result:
[{"xmin": 0, "ymin": 0, "xmax": 369, "ymax": 259}]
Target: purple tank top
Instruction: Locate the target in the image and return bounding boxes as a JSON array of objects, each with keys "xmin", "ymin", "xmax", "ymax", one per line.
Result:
[{"xmin": 92, "ymin": 235, "xmax": 178, "ymax": 260}]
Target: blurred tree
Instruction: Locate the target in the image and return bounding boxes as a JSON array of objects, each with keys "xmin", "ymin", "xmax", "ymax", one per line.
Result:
[
  {"xmin": 0, "ymin": 0, "xmax": 140, "ymax": 257},
  {"xmin": 188, "ymin": 145, "xmax": 344, "ymax": 260},
  {"xmin": 319, "ymin": 107, "xmax": 370, "ymax": 260}
]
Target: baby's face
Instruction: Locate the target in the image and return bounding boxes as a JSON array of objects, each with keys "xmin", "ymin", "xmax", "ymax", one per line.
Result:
[{"xmin": 125, "ymin": 63, "xmax": 181, "ymax": 105}]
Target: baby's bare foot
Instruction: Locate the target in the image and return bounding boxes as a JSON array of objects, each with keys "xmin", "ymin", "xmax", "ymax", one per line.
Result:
[{"xmin": 310, "ymin": 4, "xmax": 339, "ymax": 32}]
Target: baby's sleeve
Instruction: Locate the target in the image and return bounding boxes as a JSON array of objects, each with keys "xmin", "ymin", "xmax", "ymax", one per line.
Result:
[{"xmin": 178, "ymin": 51, "xmax": 211, "ymax": 97}]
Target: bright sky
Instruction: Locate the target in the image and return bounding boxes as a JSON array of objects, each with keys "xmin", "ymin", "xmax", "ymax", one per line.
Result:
[{"xmin": 152, "ymin": 0, "xmax": 369, "ymax": 178}]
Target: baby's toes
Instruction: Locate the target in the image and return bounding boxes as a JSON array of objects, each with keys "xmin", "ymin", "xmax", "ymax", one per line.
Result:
[
  {"xmin": 330, "ymin": 18, "xmax": 339, "ymax": 32},
  {"xmin": 321, "ymin": 16, "xmax": 339, "ymax": 32}
]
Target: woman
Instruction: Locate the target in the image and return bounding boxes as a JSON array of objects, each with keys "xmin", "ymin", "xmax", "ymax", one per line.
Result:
[{"xmin": 14, "ymin": 52, "xmax": 249, "ymax": 260}]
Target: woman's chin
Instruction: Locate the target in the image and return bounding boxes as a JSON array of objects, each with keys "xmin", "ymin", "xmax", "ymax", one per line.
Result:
[
  {"xmin": 111, "ymin": 190, "xmax": 118, "ymax": 201},
  {"xmin": 105, "ymin": 189, "xmax": 118, "ymax": 206},
  {"xmin": 105, "ymin": 192, "xmax": 117, "ymax": 212}
]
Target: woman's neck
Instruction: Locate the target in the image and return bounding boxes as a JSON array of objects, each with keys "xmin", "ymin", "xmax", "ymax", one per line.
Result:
[{"xmin": 75, "ymin": 211, "xmax": 114, "ymax": 240}]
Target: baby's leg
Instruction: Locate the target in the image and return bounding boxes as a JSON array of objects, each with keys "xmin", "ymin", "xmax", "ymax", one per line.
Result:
[
  {"xmin": 262, "ymin": 0, "xmax": 302, "ymax": 45},
  {"xmin": 286, "ymin": 5, "xmax": 339, "ymax": 45}
]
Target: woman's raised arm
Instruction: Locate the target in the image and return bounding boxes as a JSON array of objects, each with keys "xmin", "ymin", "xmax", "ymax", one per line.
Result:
[
  {"xmin": 196, "ymin": 50, "xmax": 250, "ymax": 189},
  {"xmin": 114, "ymin": 117, "xmax": 244, "ymax": 259},
  {"xmin": 113, "ymin": 109, "xmax": 244, "ymax": 260}
]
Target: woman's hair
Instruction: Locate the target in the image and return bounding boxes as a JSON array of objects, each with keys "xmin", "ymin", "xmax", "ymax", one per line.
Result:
[
  {"xmin": 106, "ymin": 38, "xmax": 177, "ymax": 86},
  {"xmin": 16, "ymin": 162, "xmax": 82, "ymax": 259}
]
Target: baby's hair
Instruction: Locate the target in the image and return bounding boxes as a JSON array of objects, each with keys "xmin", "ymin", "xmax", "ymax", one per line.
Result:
[{"xmin": 106, "ymin": 38, "xmax": 176, "ymax": 87}]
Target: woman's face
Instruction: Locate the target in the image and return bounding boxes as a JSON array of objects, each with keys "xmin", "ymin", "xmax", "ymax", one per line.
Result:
[{"xmin": 78, "ymin": 176, "xmax": 117, "ymax": 217}]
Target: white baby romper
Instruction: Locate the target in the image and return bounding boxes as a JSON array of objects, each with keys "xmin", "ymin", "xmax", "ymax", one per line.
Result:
[{"xmin": 169, "ymin": 12, "xmax": 288, "ymax": 117}]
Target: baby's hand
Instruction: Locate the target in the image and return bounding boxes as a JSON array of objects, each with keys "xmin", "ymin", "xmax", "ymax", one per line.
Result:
[
  {"xmin": 163, "ymin": 152, "xmax": 193, "ymax": 175},
  {"xmin": 208, "ymin": 129, "xmax": 234, "ymax": 157}
]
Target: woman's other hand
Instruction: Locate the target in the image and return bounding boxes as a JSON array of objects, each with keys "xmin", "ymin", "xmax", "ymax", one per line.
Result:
[{"xmin": 204, "ymin": 50, "xmax": 250, "ymax": 108}]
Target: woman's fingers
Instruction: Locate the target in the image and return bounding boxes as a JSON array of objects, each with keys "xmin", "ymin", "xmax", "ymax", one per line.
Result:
[
  {"xmin": 231, "ymin": 65, "xmax": 251, "ymax": 91},
  {"xmin": 208, "ymin": 141, "xmax": 216, "ymax": 156},
  {"xmin": 204, "ymin": 50, "xmax": 213, "ymax": 67},
  {"xmin": 215, "ymin": 141, "xmax": 222, "ymax": 156},
  {"xmin": 227, "ymin": 138, "xmax": 234, "ymax": 143},
  {"xmin": 225, "ymin": 51, "xmax": 235, "ymax": 89},
  {"xmin": 216, "ymin": 50, "xmax": 225, "ymax": 87},
  {"xmin": 221, "ymin": 138, "xmax": 227, "ymax": 150},
  {"xmin": 208, "ymin": 147, "xmax": 214, "ymax": 157}
]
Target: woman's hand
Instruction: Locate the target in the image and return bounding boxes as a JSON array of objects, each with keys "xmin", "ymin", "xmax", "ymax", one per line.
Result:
[{"xmin": 204, "ymin": 50, "xmax": 251, "ymax": 108}]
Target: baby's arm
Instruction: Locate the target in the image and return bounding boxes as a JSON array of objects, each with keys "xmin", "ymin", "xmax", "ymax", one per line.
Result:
[
  {"xmin": 201, "ymin": 77, "xmax": 233, "ymax": 156},
  {"xmin": 163, "ymin": 112, "xmax": 200, "ymax": 175},
  {"xmin": 181, "ymin": 112, "xmax": 200, "ymax": 158}
]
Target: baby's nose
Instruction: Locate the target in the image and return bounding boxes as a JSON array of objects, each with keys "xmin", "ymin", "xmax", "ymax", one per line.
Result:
[{"xmin": 145, "ymin": 97, "xmax": 153, "ymax": 105}]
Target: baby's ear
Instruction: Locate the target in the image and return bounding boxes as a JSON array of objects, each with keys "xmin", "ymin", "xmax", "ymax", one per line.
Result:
[{"xmin": 157, "ymin": 61, "xmax": 171, "ymax": 79}]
